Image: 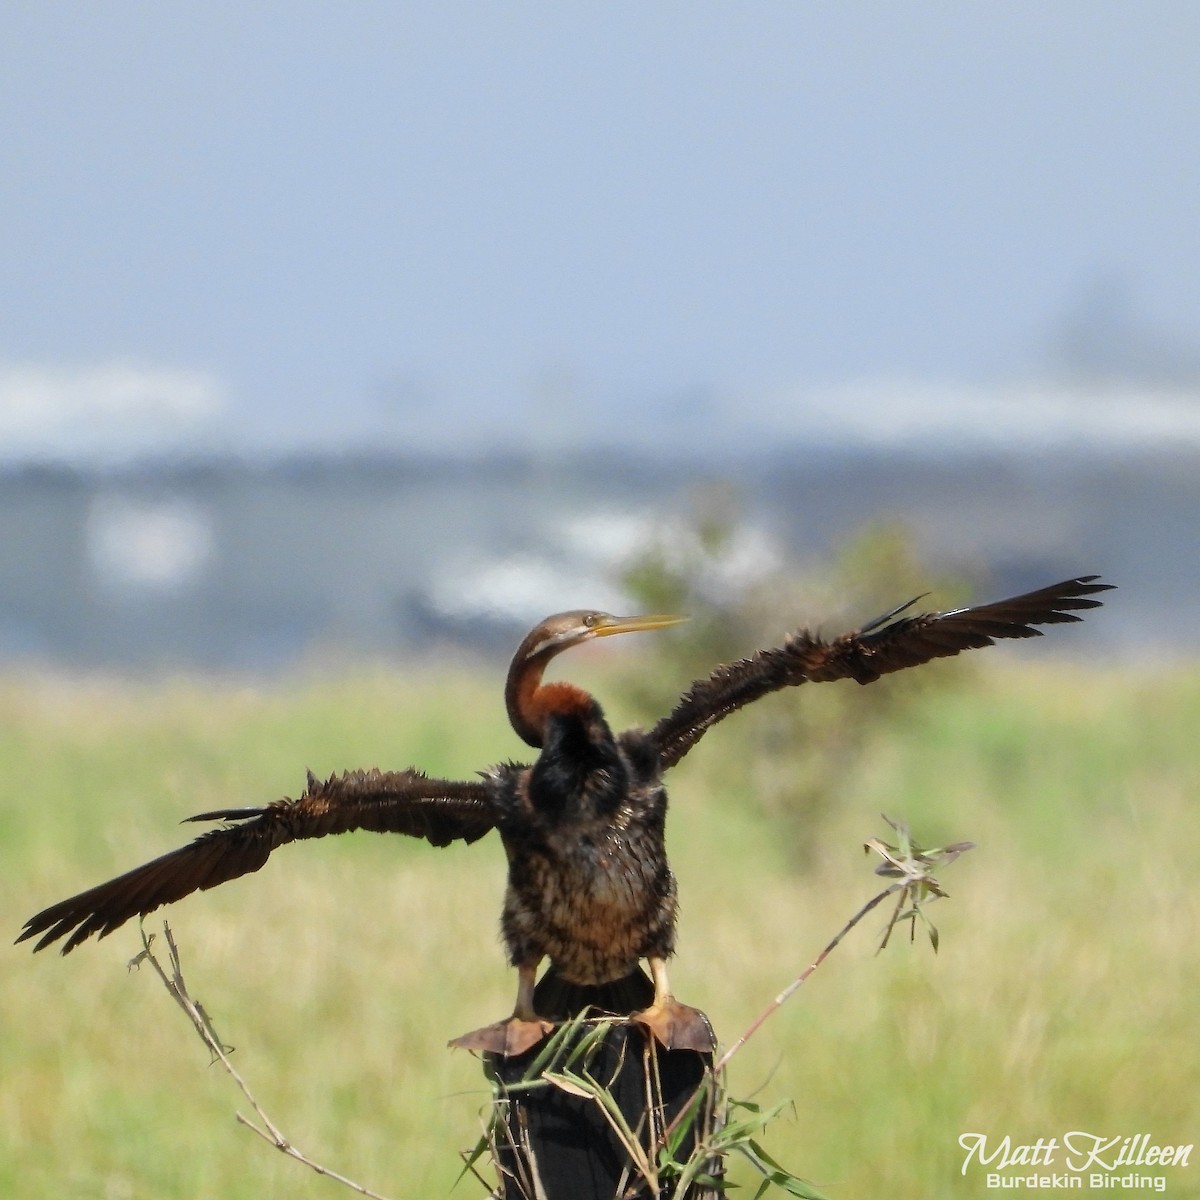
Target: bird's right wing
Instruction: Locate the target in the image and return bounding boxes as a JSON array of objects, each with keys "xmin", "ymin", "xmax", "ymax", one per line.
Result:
[
  {"xmin": 649, "ymin": 575, "xmax": 1113, "ymax": 770},
  {"xmin": 17, "ymin": 767, "xmax": 496, "ymax": 955}
]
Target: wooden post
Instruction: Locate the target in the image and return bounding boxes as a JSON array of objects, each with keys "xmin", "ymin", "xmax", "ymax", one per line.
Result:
[{"xmin": 483, "ymin": 969, "xmax": 720, "ymax": 1199}]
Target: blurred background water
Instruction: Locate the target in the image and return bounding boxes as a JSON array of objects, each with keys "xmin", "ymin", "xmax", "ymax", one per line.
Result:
[{"xmin": 2, "ymin": 3, "xmax": 1196, "ymax": 670}]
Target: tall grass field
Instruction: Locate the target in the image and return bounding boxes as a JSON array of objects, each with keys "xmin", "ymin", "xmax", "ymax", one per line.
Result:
[{"xmin": 3, "ymin": 658, "xmax": 1197, "ymax": 1198}]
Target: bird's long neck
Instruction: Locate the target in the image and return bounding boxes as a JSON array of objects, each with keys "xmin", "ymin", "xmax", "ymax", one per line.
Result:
[{"xmin": 506, "ymin": 654, "xmax": 594, "ymax": 749}]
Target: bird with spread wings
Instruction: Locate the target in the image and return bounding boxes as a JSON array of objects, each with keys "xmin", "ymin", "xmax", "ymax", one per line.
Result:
[{"xmin": 19, "ymin": 574, "xmax": 1111, "ymax": 1055}]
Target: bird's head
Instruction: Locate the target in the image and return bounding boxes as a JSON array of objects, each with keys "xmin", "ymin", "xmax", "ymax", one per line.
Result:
[{"xmin": 506, "ymin": 610, "xmax": 687, "ymax": 748}]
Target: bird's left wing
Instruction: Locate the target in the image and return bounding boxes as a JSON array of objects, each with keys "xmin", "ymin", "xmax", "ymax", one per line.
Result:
[
  {"xmin": 17, "ymin": 767, "xmax": 495, "ymax": 955},
  {"xmin": 649, "ymin": 575, "xmax": 1113, "ymax": 770}
]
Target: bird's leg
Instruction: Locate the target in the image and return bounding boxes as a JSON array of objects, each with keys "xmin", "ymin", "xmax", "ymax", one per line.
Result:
[
  {"xmin": 448, "ymin": 962, "xmax": 554, "ymax": 1057},
  {"xmin": 631, "ymin": 956, "xmax": 715, "ymax": 1053}
]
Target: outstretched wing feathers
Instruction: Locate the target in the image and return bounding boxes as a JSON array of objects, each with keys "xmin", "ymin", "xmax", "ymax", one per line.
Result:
[
  {"xmin": 242, "ymin": 767, "xmax": 497, "ymax": 846},
  {"xmin": 20, "ymin": 574, "xmax": 1112, "ymax": 956},
  {"xmin": 829, "ymin": 575, "xmax": 1111, "ymax": 682},
  {"xmin": 650, "ymin": 575, "xmax": 1112, "ymax": 769},
  {"xmin": 18, "ymin": 767, "xmax": 496, "ymax": 954}
]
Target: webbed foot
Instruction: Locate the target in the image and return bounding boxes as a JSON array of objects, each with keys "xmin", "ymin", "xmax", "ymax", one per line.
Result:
[
  {"xmin": 448, "ymin": 1016, "xmax": 555, "ymax": 1057},
  {"xmin": 632, "ymin": 998, "xmax": 715, "ymax": 1053}
]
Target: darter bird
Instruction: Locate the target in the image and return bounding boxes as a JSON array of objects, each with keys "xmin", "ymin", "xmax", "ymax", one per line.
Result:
[{"xmin": 18, "ymin": 576, "xmax": 1112, "ymax": 1056}]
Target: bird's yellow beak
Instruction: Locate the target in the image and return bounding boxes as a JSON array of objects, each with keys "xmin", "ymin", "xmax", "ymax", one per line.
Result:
[{"xmin": 588, "ymin": 613, "xmax": 688, "ymax": 638}]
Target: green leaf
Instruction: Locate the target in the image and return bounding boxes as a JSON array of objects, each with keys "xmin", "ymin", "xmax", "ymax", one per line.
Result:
[{"xmin": 541, "ymin": 1070, "xmax": 597, "ymax": 1100}]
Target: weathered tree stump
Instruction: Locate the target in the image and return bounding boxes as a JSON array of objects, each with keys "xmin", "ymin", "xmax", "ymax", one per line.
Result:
[{"xmin": 482, "ymin": 969, "xmax": 719, "ymax": 1200}]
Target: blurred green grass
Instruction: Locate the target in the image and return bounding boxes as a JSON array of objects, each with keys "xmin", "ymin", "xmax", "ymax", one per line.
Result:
[{"xmin": 3, "ymin": 659, "xmax": 1198, "ymax": 1199}]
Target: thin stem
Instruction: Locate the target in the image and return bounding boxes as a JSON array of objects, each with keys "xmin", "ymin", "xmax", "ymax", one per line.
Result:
[
  {"xmin": 133, "ymin": 921, "xmax": 397, "ymax": 1200},
  {"xmin": 714, "ymin": 883, "xmax": 902, "ymax": 1073}
]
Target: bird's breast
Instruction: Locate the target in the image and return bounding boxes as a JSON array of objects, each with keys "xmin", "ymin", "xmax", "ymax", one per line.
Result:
[{"xmin": 500, "ymin": 823, "xmax": 677, "ymax": 985}]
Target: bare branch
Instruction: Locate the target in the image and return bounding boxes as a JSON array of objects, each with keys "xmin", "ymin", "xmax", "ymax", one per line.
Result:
[
  {"xmin": 132, "ymin": 920, "xmax": 398, "ymax": 1200},
  {"xmin": 715, "ymin": 817, "xmax": 973, "ymax": 1073},
  {"xmin": 714, "ymin": 882, "xmax": 901, "ymax": 1073}
]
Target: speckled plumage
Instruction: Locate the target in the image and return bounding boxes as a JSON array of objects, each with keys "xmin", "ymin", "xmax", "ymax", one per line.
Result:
[{"xmin": 491, "ymin": 714, "xmax": 676, "ymax": 986}]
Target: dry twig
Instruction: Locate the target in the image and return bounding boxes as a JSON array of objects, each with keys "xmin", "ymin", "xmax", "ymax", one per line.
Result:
[
  {"xmin": 715, "ymin": 817, "xmax": 973, "ymax": 1073},
  {"xmin": 131, "ymin": 920, "xmax": 396, "ymax": 1200}
]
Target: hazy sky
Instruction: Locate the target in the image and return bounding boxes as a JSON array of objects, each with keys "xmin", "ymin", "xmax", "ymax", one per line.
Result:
[{"xmin": 2, "ymin": 3, "xmax": 1198, "ymax": 458}]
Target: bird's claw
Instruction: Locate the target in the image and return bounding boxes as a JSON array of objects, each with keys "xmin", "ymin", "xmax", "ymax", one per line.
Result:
[{"xmin": 448, "ymin": 1016, "xmax": 555, "ymax": 1057}]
